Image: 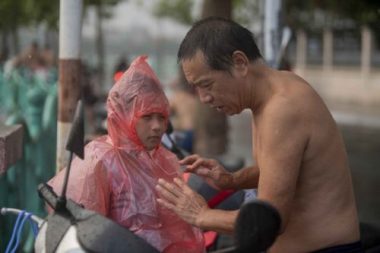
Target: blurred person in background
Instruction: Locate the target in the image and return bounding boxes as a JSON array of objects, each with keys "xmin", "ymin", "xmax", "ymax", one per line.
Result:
[
  {"xmin": 113, "ymin": 54, "xmax": 130, "ymax": 82},
  {"xmin": 40, "ymin": 44, "xmax": 57, "ymax": 69},
  {"xmin": 14, "ymin": 41, "xmax": 40, "ymax": 70},
  {"xmin": 168, "ymin": 69, "xmax": 198, "ymax": 153}
]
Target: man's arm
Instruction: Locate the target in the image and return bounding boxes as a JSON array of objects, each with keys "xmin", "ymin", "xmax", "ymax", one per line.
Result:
[
  {"xmin": 156, "ymin": 177, "xmax": 238, "ymax": 234},
  {"xmin": 231, "ymin": 165, "xmax": 260, "ymax": 190},
  {"xmin": 197, "ymin": 209, "xmax": 239, "ymax": 234},
  {"xmin": 256, "ymin": 102, "xmax": 309, "ymax": 233},
  {"xmin": 180, "ymin": 155, "xmax": 260, "ymax": 190}
]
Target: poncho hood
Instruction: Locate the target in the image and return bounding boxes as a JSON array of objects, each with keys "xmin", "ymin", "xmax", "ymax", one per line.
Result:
[{"xmin": 106, "ymin": 55, "xmax": 169, "ymax": 150}]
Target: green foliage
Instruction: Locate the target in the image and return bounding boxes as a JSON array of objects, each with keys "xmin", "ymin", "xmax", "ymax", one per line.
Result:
[
  {"xmin": 284, "ymin": 0, "xmax": 380, "ymax": 30},
  {"xmin": 232, "ymin": 0, "xmax": 260, "ymax": 26},
  {"xmin": 84, "ymin": 0, "xmax": 125, "ymax": 18},
  {"xmin": 284, "ymin": 0, "xmax": 380, "ymax": 44},
  {"xmin": 25, "ymin": 0, "xmax": 59, "ymax": 29},
  {"xmin": 153, "ymin": 0, "xmax": 193, "ymax": 25},
  {"xmin": 0, "ymin": 0, "xmax": 59, "ymax": 31},
  {"xmin": 152, "ymin": 0, "xmax": 259, "ymax": 26},
  {"xmin": 0, "ymin": 0, "xmax": 29, "ymax": 31},
  {"xmin": 0, "ymin": 0, "xmax": 126, "ymax": 33},
  {"xmin": 85, "ymin": 0, "xmax": 122, "ymax": 5},
  {"xmin": 332, "ymin": 0, "xmax": 380, "ymax": 44}
]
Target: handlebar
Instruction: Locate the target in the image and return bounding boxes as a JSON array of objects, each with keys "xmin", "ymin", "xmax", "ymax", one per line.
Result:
[{"xmin": 0, "ymin": 207, "xmax": 44, "ymax": 227}]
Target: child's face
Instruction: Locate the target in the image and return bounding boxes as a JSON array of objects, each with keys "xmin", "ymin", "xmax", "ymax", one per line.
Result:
[{"xmin": 135, "ymin": 113, "xmax": 166, "ymax": 151}]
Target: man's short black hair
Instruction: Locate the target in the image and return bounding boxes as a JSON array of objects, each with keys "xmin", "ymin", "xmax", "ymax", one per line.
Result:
[{"xmin": 178, "ymin": 17, "xmax": 262, "ymax": 71}]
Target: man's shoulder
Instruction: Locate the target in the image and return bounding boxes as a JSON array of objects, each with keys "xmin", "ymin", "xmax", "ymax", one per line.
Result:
[
  {"xmin": 265, "ymin": 76, "xmax": 322, "ymax": 119},
  {"xmin": 257, "ymin": 86, "xmax": 316, "ymax": 139},
  {"xmin": 261, "ymin": 94, "xmax": 303, "ymax": 125}
]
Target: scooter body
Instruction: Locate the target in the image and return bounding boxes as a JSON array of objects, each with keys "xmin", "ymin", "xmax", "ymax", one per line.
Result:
[
  {"xmin": 35, "ymin": 223, "xmax": 84, "ymax": 253},
  {"xmin": 2, "ymin": 185, "xmax": 160, "ymax": 253}
]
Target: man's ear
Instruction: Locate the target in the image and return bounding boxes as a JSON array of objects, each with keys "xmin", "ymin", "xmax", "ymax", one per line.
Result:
[{"xmin": 232, "ymin": 51, "xmax": 249, "ymax": 76}]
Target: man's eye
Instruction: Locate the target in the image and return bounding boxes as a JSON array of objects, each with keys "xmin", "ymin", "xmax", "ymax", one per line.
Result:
[
  {"xmin": 200, "ymin": 82, "xmax": 212, "ymax": 89},
  {"xmin": 142, "ymin": 115, "xmax": 152, "ymax": 120}
]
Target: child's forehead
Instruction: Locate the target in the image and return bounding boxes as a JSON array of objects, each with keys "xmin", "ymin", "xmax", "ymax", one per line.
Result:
[{"xmin": 140, "ymin": 111, "xmax": 166, "ymax": 117}]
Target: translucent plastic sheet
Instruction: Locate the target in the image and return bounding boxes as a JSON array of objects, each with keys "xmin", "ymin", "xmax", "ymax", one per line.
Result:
[{"xmin": 49, "ymin": 56, "xmax": 205, "ymax": 252}]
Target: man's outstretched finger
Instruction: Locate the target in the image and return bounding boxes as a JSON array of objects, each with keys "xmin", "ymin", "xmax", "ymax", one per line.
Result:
[
  {"xmin": 156, "ymin": 179, "xmax": 184, "ymax": 205},
  {"xmin": 157, "ymin": 198, "xmax": 177, "ymax": 212},
  {"xmin": 185, "ymin": 157, "xmax": 216, "ymax": 172},
  {"xmin": 173, "ymin": 177, "xmax": 185, "ymax": 187},
  {"xmin": 195, "ymin": 167, "xmax": 212, "ymax": 177},
  {"xmin": 173, "ymin": 177, "xmax": 194, "ymax": 191},
  {"xmin": 192, "ymin": 157, "xmax": 217, "ymax": 169},
  {"xmin": 179, "ymin": 154, "xmax": 200, "ymax": 165},
  {"xmin": 186, "ymin": 158, "xmax": 206, "ymax": 170},
  {"xmin": 156, "ymin": 184, "xmax": 179, "ymax": 204},
  {"xmin": 157, "ymin": 178, "xmax": 182, "ymax": 197}
]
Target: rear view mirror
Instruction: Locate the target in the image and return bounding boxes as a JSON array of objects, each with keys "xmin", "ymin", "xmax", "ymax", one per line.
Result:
[{"xmin": 235, "ymin": 200, "xmax": 281, "ymax": 253}]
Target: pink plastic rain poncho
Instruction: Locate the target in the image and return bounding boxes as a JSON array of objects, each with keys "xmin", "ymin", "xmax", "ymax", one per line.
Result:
[{"xmin": 48, "ymin": 56, "xmax": 205, "ymax": 253}]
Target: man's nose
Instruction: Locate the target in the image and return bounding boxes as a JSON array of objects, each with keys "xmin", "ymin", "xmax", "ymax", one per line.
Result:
[{"xmin": 198, "ymin": 90, "xmax": 212, "ymax": 104}]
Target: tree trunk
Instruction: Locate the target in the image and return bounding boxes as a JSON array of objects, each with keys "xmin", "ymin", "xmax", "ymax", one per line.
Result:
[
  {"xmin": 201, "ymin": 0, "xmax": 232, "ymax": 19},
  {"xmin": 10, "ymin": 28, "xmax": 20, "ymax": 55},
  {"xmin": 1, "ymin": 31, "xmax": 9, "ymax": 61},
  {"xmin": 193, "ymin": 0, "xmax": 232, "ymax": 157}
]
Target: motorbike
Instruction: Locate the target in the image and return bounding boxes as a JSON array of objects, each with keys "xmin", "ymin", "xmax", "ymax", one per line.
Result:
[
  {"xmin": 2, "ymin": 101, "xmax": 379, "ymax": 253},
  {"xmin": 0, "ymin": 100, "xmax": 279, "ymax": 253},
  {"xmin": 1, "ymin": 101, "xmax": 160, "ymax": 253}
]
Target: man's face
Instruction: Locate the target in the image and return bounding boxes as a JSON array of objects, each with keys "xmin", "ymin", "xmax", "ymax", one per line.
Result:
[
  {"xmin": 181, "ymin": 51, "xmax": 242, "ymax": 115},
  {"xmin": 135, "ymin": 113, "xmax": 166, "ymax": 150}
]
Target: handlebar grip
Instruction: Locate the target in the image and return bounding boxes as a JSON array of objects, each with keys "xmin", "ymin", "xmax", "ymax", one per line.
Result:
[{"xmin": 38, "ymin": 183, "xmax": 58, "ymax": 210}]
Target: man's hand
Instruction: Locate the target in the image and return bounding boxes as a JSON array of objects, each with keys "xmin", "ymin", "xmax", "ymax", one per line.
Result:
[
  {"xmin": 180, "ymin": 154, "xmax": 234, "ymax": 190},
  {"xmin": 156, "ymin": 177, "xmax": 209, "ymax": 226}
]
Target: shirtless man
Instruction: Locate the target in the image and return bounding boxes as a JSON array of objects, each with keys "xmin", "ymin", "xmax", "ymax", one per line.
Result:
[{"xmin": 156, "ymin": 17, "xmax": 361, "ymax": 252}]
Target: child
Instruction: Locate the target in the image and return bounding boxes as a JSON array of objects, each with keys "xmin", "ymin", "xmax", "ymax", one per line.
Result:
[{"xmin": 48, "ymin": 56, "xmax": 205, "ymax": 253}]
